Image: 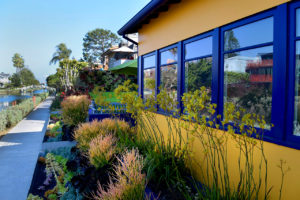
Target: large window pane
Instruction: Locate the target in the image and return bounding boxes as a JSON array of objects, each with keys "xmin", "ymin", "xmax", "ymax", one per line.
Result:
[
  {"xmin": 224, "ymin": 17, "xmax": 273, "ymax": 51},
  {"xmin": 160, "ymin": 64, "xmax": 177, "ymax": 101},
  {"xmin": 160, "ymin": 48, "xmax": 177, "ymax": 65},
  {"xmin": 224, "ymin": 46, "xmax": 273, "ymax": 125},
  {"xmin": 185, "ymin": 57, "xmax": 212, "ymax": 93},
  {"xmin": 185, "ymin": 37, "xmax": 212, "ymax": 60},
  {"xmin": 297, "ymin": 9, "xmax": 300, "ymax": 37},
  {"xmin": 294, "ymin": 41, "xmax": 300, "ymax": 136},
  {"xmin": 143, "ymin": 68, "xmax": 156, "ymax": 100},
  {"xmin": 144, "ymin": 55, "xmax": 155, "ymax": 69}
]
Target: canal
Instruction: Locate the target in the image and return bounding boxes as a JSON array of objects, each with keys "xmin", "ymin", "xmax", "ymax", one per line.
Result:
[{"xmin": 0, "ymin": 89, "xmax": 47, "ymax": 111}]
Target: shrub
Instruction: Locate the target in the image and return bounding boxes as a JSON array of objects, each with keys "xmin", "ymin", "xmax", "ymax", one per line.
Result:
[
  {"xmin": 74, "ymin": 120, "xmax": 104, "ymax": 151},
  {"xmin": 27, "ymin": 194, "xmax": 43, "ymax": 200},
  {"xmin": 88, "ymin": 134, "xmax": 117, "ymax": 169},
  {"xmin": 0, "ymin": 110, "xmax": 7, "ymax": 132},
  {"xmin": 74, "ymin": 118, "xmax": 132, "ymax": 152},
  {"xmin": 0, "ymin": 93, "xmax": 48, "ymax": 132},
  {"xmin": 93, "ymin": 149, "xmax": 146, "ymax": 200},
  {"xmin": 61, "ymin": 95, "xmax": 90, "ymax": 126},
  {"xmin": 6, "ymin": 109, "xmax": 22, "ymax": 127}
]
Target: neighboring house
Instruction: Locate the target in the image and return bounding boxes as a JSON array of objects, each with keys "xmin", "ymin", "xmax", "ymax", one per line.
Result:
[
  {"xmin": 102, "ymin": 33, "xmax": 138, "ymax": 69},
  {"xmin": 118, "ymin": 0, "xmax": 300, "ymax": 199},
  {"xmin": 0, "ymin": 72, "xmax": 10, "ymax": 88}
]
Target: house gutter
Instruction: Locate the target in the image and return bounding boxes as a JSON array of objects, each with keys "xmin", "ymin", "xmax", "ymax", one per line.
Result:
[{"xmin": 122, "ymin": 34, "xmax": 138, "ymax": 46}]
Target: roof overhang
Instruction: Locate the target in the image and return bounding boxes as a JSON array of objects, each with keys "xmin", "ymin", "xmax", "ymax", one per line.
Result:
[{"xmin": 118, "ymin": 0, "xmax": 181, "ymax": 36}]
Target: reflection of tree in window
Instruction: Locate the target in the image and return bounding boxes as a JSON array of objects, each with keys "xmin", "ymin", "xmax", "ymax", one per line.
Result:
[
  {"xmin": 143, "ymin": 68, "xmax": 155, "ymax": 99},
  {"xmin": 161, "ymin": 64, "xmax": 177, "ymax": 99},
  {"xmin": 225, "ymin": 50, "xmax": 273, "ymax": 124},
  {"xmin": 224, "ymin": 30, "xmax": 240, "ymax": 52},
  {"xmin": 185, "ymin": 58, "xmax": 212, "ymax": 93}
]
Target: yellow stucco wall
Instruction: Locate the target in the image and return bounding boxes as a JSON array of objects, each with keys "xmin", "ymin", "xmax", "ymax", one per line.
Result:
[
  {"xmin": 138, "ymin": 0, "xmax": 290, "ymax": 56},
  {"xmin": 148, "ymin": 113, "xmax": 300, "ymax": 200}
]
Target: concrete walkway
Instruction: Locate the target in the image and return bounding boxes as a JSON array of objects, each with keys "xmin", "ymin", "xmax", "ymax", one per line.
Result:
[{"xmin": 0, "ymin": 97, "xmax": 53, "ymax": 200}]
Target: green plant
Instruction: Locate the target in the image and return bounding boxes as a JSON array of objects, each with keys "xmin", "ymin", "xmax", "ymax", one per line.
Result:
[
  {"xmin": 115, "ymin": 80, "xmax": 191, "ymax": 194},
  {"xmin": 74, "ymin": 120, "xmax": 104, "ymax": 151},
  {"xmin": 114, "ymin": 81, "xmax": 288, "ymax": 199},
  {"xmin": 27, "ymin": 194, "xmax": 43, "ymax": 200},
  {"xmin": 88, "ymin": 134, "xmax": 117, "ymax": 169},
  {"xmin": 61, "ymin": 95, "xmax": 90, "ymax": 126},
  {"xmin": 93, "ymin": 149, "xmax": 146, "ymax": 200},
  {"xmin": 0, "ymin": 110, "xmax": 7, "ymax": 132}
]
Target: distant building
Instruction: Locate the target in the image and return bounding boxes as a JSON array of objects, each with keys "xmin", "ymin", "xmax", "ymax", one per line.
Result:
[
  {"xmin": 102, "ymin": 33, "xmax": 138, "ymax": 69},
  {"xmin": 0, "ymin": 72, "xmax": 10, "ymax": 88}
]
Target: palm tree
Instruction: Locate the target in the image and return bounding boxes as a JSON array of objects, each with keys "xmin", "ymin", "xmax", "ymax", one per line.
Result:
[{"xmin": 49, "ymin": 43, "xmax": 72, "ymax": 65}]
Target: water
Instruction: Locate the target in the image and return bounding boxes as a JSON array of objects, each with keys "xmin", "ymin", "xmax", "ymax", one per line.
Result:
[{"xmin": 0, "ymin": 89, "xmax": 47, "ymax": 111}]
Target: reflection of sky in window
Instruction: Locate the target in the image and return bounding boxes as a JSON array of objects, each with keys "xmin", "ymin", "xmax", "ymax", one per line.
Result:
[
  {"xmin": 161, "ymin": 48, "xmax": 177, "ymax": 65},
  {"xmin": 297, "ymin": 9, "xmax": 300, "ymax": 37},
  {"xmin": 144, "ymin": 55, "xmax": 155, "ymax": 69},
  {"xmin": 224, "ymin": 46, "xmax": 273, "ymax": 72},
  {"xmin": 224, "ymin": 17, "xmax": 273, "ymax": 51},
  {"xmin": 185, "ymin": 37, "xmax": 212, "ymax": 60}
]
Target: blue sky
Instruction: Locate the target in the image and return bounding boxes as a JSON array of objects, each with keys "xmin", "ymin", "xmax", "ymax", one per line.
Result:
[{"xmin": 0, "ymin": 0, "xmax": 150, "ymax": 83}]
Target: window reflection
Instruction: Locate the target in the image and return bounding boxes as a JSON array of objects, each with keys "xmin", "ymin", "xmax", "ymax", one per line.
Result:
[
  {"xmin": 224, "ymin": 17, "xmax": 273, "ymax": 51},
  {"xmin": 143, "ymin": 68, "xmax": 155, "ymax": 100},
  {"xmin": 185, "ymin": 37, "xmax": 212, "ymax": 60},
  {"xmin": 294, "ymin": 42, "xmax": 300, "ymax": 136},
  {"xmin": 144, "ymin": 55, "xmax": 155, "ymax": 69},
  {"xmin": 297, "ymin": 9, "xmax": 300, "ymax": 37},
  {"xmin": 160, "ymin": 64, "xmax": 177, "ymax": 101},
  {"xmin": 224, "ymin": 46, "xmax": 273, "ymax": 126},
  {"xmin": 185, "ymin": 57, "xmax": 212, "ymax": 93},
  {"xmin": 161, "ymin": 48, "xmax": 177, "ymax": 65}
]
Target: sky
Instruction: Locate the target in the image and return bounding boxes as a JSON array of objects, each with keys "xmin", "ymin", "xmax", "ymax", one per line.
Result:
[{"xmin": 0, "ymin": 0, "xmax": 150, "ymax": 83}]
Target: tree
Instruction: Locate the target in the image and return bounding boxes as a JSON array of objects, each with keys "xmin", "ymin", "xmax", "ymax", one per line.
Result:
[
  {"xmin": 57, "ymin": 59, "xmax": 88, "ymax": 91},
  {"xmin": 46, "ymin": 73, "xmax": 60, "ymax": 90},
  {"xmin": 12, "ymin": 53, "xmax": 25, "ymax": 73},
  {"xmin": 19, "ymin": 68, "xmax": 39, "ymax": 86},
  {"xmin": 9, "ymin": 73, "xmax": 21, "ymax": 87},
  {"xmin": 82, "ymin": 28, "xmax": 121, "ymax": 64},
  {"xmin": 50, "ymin": 43, "xmax": 72, "ymax": 65}
]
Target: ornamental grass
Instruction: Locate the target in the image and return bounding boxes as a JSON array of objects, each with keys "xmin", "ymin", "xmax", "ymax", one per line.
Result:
[
  {"xmin": 74, "ymin": 120, "xmax": 104, "ymax": 151},
  {"xmin": 93, "ymin": 149, "xmax": 146, "ymax": 200},
  {"xmin": 61, "ymin": 95, "xmax": 90, "ymax": 126},
  {"xmin": 88, "ymin": 134, "xmax": 117, "ymax": 169}
]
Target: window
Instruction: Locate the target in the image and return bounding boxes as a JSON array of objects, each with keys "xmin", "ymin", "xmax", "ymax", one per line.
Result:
[
  {"xmin": 294, "ymin": 9, "xmax": 300, "ymax": 136},
  {"xmin": 223, "ymin": 17, "xmax": 274, "ymax": 127},
  {"xmin": 143, "ymin": 54, "xmax": 156, "ymax": 100},
  {"xmin": 184, "ymin": 36, "xmax": 213, "ymax": 94},
  {"xmin": 160, "ymin": 47, "xmax": 178, "ymax": 104}
]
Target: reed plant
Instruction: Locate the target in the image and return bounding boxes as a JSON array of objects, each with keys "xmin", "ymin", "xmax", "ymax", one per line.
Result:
[{"xmin": 114, "ymin": 80, "xmax": 288, "ymax": 199}]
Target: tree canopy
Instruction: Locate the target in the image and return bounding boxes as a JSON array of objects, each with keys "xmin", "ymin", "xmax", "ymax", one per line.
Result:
[
  {"xmin": 9, "ymin": 68, "xmax": 39, "ymax": 87},
  {"xmin": 50, "ymin": 43, "xmax": 72, "ymax": 65},
  {"xmin": 82, "ymin": 28, "xmax": 121, "ymax": 64},
  {"xmin": 12, "ymin": 53, "xmax": 25, "ymax": 72}
]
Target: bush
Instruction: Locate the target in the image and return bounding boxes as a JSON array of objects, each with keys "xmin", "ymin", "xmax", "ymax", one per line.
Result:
[
  {"xmin": 93, "ymin": 149, "xmax": 145, "ymax": 200},
  {"xmin": 74, "ymin": 118, "xmax": 131, "ymax": 152},
  {"xmin": 0, "ymin": 92, "xmax": 48, "ymax": 132},
  {"xmin": 74, "ymin": 120, "xmax": 104, "ymax": 151},
  {"xmin": 61, "ymin": 95, "xmax": 90, "ymax": 126},
  {"xmin": 88, "ymin": 134, "xmax": 117, "ymax": 169},
  {"xmin": 0, "ymin": 111, "xmax": 7, "ymax": 132},
  {"xmin": 6, "ymin": 109, "xmax": 22, "ymax": 127}
]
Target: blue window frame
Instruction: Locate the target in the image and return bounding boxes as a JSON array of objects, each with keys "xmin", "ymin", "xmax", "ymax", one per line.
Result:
[
  {"xmin": 158, "ymin": 44, "xmax": 180, "ymax": 111},
  {"xmin": 142, "ymin": 52, "xmax": 156, "ymax": 100},
  {"xmin": 286, "ymin": 1, "xmax": 300, "ymax": 147},
  {"xmin": 138, "ymin": 2, "xmax": 300, "ymax": 149}
]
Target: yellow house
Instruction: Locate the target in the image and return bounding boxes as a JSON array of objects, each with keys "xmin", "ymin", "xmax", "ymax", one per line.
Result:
[{"xmin": 118, "ymin": 0, "xmax": 300, "ymax": 199}]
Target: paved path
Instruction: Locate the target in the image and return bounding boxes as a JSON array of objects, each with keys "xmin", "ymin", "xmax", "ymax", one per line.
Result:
[{"xmin": 0, "ymin": 97, "xmax": 53, "ymax": 200}]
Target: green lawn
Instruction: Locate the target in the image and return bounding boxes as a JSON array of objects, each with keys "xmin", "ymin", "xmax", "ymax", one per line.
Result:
[{"xmin": 89, "ymin": 91, "xmax": 120, "ymax": 103}]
